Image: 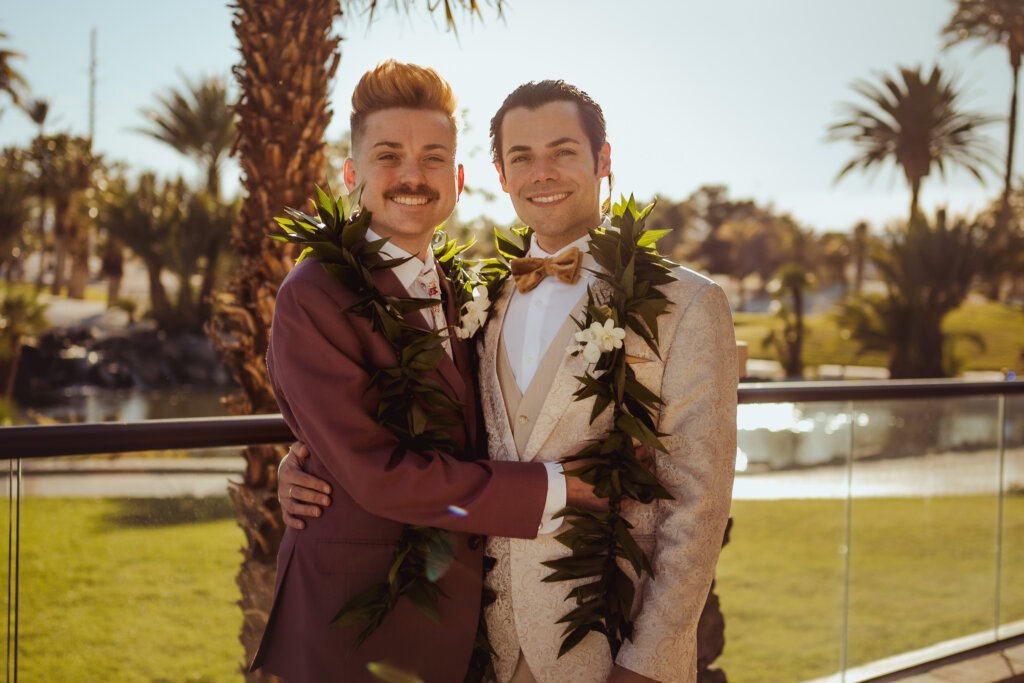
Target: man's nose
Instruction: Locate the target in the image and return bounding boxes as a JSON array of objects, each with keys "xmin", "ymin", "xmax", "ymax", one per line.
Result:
[
  {"xmin": 398, "ymin": 159, "xmax": 428, "ymax": 184},
  {"xmin": 529, "ymin": 155, "xmax": 558, "ymax": 184}
]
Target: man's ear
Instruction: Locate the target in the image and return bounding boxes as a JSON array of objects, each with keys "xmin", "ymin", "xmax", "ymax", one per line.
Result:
[
  {"xmin": 494, "ymin": 161, "xmax": 510, "ymax": 194},
  {"xmin": 457, "ymin": 163, "xmax": 465, "ymax": 198},
  {"xmin": 343, "ymin": 158, "xmax": 357, "ymax": 191},
  {"xmin": 597, "ymin": 142, "xmax": 611, "ymax": 179}
]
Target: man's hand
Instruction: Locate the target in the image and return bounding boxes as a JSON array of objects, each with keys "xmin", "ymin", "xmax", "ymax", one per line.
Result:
[
  {"xmin": 278, "ymin": 442, "xmax": 332, "ymax": 530},
  {"xmin": 608, "ymin": 665, "xmax": 658, "ymax": 682}
]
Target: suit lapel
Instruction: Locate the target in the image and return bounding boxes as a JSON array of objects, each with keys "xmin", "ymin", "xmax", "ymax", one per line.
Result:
[
  {"xmin": 521, "ymin": 279, "xmax": 611, "ymax": 460},
  {"xmin": 370, "ymin": 261, "xmax": 467, "ymax": 408},
  {"xmin": 479, "ymin": 279, "xmax": 519, "ymax": 462},
  {"xmin": 436, "ymin": 268, "xmax": 469, "ymax": 409},
  {"xmin": 519, "ymin": 293, "xmax": 589, "ymax": 460}
]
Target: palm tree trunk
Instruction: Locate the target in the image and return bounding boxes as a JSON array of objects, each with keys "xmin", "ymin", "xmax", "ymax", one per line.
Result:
[
  {"xmin": 209, "ymin": 2, "xmax": 340, "ymax": 676},
  {"xmin": 909, "ymin": 178, "xmax": 921, "ymax": 224},
  {"xmin": 1002, "ymin": 60, "xmax": 1019, "ymax": 232},
  {"xmin": 50, "ymin": 198, "xmax": 69, "ymax": 295},
  {"xmin": 67, "ymin": 216, "xmax": 90, "ymax": 300}
]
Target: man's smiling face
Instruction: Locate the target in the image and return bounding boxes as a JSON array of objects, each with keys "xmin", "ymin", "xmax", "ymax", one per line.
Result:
[
  {"xmin": 345, "ymin": 107, "xmax": 464, "ymax": 257},
  {"xmin": 495, "ymin": 100, "xmax": 610, "ymax": 252}
]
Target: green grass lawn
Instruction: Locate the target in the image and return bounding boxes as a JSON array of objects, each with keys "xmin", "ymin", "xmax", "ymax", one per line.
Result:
[
  {"xmin": 716, "ymin": 495, "xmax": 1024, "ymax": 682},
  {"xmin": 734, "ymin": 299, "xmax": 1024, "ymax": 373},
  {"xmin": 0, "ymin": 495, "xmax": 1019, "ymax": 682},
  {"xmin": 2, "ymin": 497, "xmax": 245, "ymax": 682}
]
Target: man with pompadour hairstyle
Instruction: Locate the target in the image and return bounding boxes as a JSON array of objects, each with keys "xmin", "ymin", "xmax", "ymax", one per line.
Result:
[{"xmin": 251, "ymin": 61, "xmax": 601, "ymax": 683}]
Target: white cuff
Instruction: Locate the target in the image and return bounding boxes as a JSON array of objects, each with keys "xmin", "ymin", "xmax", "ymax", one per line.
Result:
[{"xmin": 538, "ymin": 461, "xmax": 567, "ymax": 535}]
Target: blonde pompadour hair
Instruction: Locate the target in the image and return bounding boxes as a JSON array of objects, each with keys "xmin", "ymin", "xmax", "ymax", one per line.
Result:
[{"xmin": 350, "ymin": 60, "xmax": 460, "ymax": 149}]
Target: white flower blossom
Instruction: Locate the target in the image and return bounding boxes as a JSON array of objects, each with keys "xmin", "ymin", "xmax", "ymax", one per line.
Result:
[
  {"xmin": 454, "ymin": 285, "xmax": 490, "ymax": 340},
  {"xmin": 571, "ymin": 318, "xmax": 626, "ymax": 363}
]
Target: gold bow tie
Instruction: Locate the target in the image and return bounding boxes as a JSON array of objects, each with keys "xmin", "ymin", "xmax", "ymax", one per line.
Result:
[{"xmin": 510, "ymin": 247, "xmax": 584, "ymax": 293}]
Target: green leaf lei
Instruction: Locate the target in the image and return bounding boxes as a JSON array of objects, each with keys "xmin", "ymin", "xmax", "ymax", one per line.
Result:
[
  {"xmin": 486, "ymin": 195, "xmax": 678, "ymax": 660},
  {"xmin": 271, "ymin": 188, "xmax": 492, "ymax": 674}
]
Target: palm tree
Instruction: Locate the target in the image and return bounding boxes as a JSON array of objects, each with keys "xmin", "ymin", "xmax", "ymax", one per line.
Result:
[
  {"xmin": 24, "ymin": 98, "xmax": 51, "ymax": 288},
  {"xmin": 829, "ymin": 64, "xmax": 998, "ymax": 222},
  {"xmin": 763, "ymin": 264, "xmax": 814, "ymax": 379},
  {"xmin": 26, "ymin": 134, "xmax": 97, "ymax": 298},
  {"xmin": 851, "ymin": 221, "xmax": 869, "ymax": 295},
  {"xmin": 137, "ymin": 74, "xmax": 236, "ymax": 199},
  {"xmin": 837, "ymin": 209, "xmax": 989, "ymax": 378},
  {"xmin": 943, "ymin": 0, "xmax": 1024, "ymax": 234},
  {"xmin": 0, "ymin": 30, "xmax": 26, "ymax": 110},
  {"xmin": 0, "ymin": 148, "xmax": 31, "ymax": 281},
  {"xmin": 0, "ymin": 288, "xmax": 48, "ymax": 400},
  {"xmin": 24, "ymin": 97, "xmax": 50, "ymax": 136},
  {"xmin": 220, "ymin": 2, "xmax": 504, "ymax": 673}
]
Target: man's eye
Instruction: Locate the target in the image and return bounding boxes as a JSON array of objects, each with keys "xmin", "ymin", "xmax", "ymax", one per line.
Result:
[
  {"xmin": 556, "ymin": 148, "xmax": 575, "ymax": 157},
  {"xmin": 510, "ymin": 155, "xmax": 528, "ymax": 164}
]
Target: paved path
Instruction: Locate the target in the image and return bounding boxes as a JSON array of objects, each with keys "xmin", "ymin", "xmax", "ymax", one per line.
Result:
[
  {"xmin": 4, "ymin": 448, "xmax": 1021, "ymax": 499},
  {"xmin": 0, "ymin": 457, "xmax": 244, "ymax": 498}
]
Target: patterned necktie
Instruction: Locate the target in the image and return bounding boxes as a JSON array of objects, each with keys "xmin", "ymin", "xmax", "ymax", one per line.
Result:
[
  {"xmin": 509, "ymin": 246, "xmax": 584, "ymax": 293},
  {"xmin": 418, "ymin": 268, "xmax": 452, "ymax": 358}
]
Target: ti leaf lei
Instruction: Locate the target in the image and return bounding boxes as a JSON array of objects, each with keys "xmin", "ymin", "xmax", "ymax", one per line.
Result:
[
  {"xmin": 271, "ymin": 187, "xmax": 488, "ymax": 662},
  {"xmin": 484, "ymin": 195, "xmax": 678, "ymax": 660}
]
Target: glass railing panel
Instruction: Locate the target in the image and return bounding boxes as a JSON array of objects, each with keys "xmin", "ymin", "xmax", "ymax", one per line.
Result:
[
  {"xmin": 4, "ymin": 448, "xmax": 246, "ymax": 681},
  {"xmin": 718, "ymin": 401, "xmax": 851, "ymax": 682},
  {"xmin": 999, "ymin": 392, "xmax": 1024, "ymax": 637},
  {"xmin": 0, "ymin": 461, "xmax": 17, "ymax": 680},
  {"xmin": 845, "ymin": 396, "xmax": 1002, "ymax": 674}
]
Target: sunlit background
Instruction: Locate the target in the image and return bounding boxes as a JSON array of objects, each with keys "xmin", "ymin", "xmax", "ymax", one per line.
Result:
[{"xmin": 1, "ymin": 0, "xmax": 1016, "ymax": 232}]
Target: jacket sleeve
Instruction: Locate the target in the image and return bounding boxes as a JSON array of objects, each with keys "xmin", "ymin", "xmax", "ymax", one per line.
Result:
[
  {"xmin": 268, "ymin": 262, "xmax": 549, "ymax": 539},
  {"xmin": 616, "ymin": 280, "xmax": 737, "ymax": 681}
]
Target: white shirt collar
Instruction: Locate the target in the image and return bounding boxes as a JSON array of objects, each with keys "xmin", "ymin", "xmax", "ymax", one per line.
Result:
[{"xmin": 366, "ymin": 228, "xmax": 436, "ymax": 290}]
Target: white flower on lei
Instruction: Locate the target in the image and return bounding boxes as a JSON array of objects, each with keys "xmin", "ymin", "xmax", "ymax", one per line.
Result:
[
  {"xmin": 568, "ymin": 318, "xmax": 626, "ymax": 363},
  {"xmin": 454, "ymin": 285, "xmax": 490, "ymax": 340}
]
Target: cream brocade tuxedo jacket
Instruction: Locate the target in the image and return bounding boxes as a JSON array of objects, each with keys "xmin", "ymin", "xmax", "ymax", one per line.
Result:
[{"xmin": 478, "ymin": 265, "xmax": 737, "ymax": 683}]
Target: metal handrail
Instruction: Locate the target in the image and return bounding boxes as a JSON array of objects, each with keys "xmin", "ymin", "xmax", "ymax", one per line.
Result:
[{"xmin": 2, "ymin": 379, "xmax": 1021, "ymax": 458}]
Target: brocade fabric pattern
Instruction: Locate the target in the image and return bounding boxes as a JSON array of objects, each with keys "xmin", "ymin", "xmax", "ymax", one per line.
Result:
[{"xmin": 478, "ymin": 267, "xmax": 738, "ymax": 683}]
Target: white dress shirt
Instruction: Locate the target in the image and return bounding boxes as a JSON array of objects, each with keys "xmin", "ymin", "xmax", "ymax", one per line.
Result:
[
  {"xmin": 367, "ymin": 229, "xmax": 565, "ymax": 531},
  {"xmin": 501, "ymin": 221, "xmax": 610, "ymax": 533},
  {"xmin": 503, "ymin": 230, "xmax": 600, "ymax": 394}
]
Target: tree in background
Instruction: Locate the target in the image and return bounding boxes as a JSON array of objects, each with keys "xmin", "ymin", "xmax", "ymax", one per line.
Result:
[
  {"xmin": 137, "ymin": 74, "xmax": 236, "ymax": 200},
  {"xmin": 0, "ymin": 288, "xmax": 47, "ymax": 401},
  {"xmin": 829, "ymin": 64, "xmax": 997, "ymax": 223},
  {"xmin": 851, "ymin": 220, "xmax": 869, "ymax": 295},
  {"xmin": 0, "ymin": 29, "xmax": 26, "ymax": 112},
  {"xmin": 944, "ymin": 0, "xmax": 1024, "ymax": 300},
  {"xmin": 837, "ymin": 209, "xmax": 989, "ymax": 378},
  {"xmin": 0, "ymin": 148, "xmax": 32, "ymax": 282},
  {"xmin": 817, "ymin": 232, "xmax": 851, "ymax": 295},
  {"xmin": 99, "ymin": 173, "xmax": 235, "ymax": 333},
  {"xmin": 218, "ymin": 1, "xmax": 505, "ymax": 673},
  {"xmin": 25, "ymin": 134, "xmax": 97, "ymax": 299},
  {"xmin": 23, "ymin": 98, "xmax": 51, "ymax": 288},
  {"xmin": 763, "ymin": 264, "xmax": 815, "ymax": 380}
]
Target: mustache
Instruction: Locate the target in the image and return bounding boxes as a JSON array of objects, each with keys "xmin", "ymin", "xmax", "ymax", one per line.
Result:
[{"xmin": 384, "ymin": 184, "xmax": 440, "ymax": 200}]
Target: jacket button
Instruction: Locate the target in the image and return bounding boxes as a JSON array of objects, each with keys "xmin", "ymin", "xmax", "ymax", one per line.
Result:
[{"xmin": 467, "ymin": 534, "xmax": 483, "ymax": 550}]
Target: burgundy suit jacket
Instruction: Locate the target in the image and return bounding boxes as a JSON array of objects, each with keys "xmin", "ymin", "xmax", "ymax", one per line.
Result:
[{"xmin": 251, "ymin": 257, "xmax": 549, "ymax": 682}]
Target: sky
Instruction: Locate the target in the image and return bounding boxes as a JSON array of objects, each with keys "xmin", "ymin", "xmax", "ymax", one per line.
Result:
[{"xmin": 0, "ymin": 0, "xmax": 1018, "ymax": 233}]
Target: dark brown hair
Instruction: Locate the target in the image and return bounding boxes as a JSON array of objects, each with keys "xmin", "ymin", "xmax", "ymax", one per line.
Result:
[{"xmin": 489, "ymin": 80, "xmax": 606, "ymax": 172}]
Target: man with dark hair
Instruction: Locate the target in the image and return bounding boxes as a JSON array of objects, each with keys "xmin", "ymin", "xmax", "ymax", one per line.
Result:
[
  {"xmin": 282, "ymin": 78, "xmax": 736, "ymax": 683},
  {"xmin": 254, "ymin": 63, "xmax": 604, "ymax": 683}
]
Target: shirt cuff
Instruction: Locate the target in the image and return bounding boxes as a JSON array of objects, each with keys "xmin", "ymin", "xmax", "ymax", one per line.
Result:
[{"xmin": 538, "ymin": 461, "xmax": 567, "ymax": 535}]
